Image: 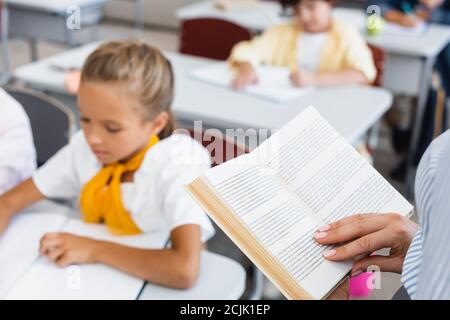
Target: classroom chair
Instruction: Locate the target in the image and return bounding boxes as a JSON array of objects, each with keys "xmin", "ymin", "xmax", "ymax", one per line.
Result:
[
  {"xmin": 5, "ymin": 86, "xmax": 76, "ymax": 167},
  {"xmin": 0, "ymin": 0, "xmax": 11, "ymax": 85},
  {"xmin": 179, "ymin": 18, "xmax": 252, "ymax": 60},
  {"xmin": 365, "ymin": 44, "xmax": 387, "ymax": 153},
  {"xmin": 186, "ymin": 128, "xmax": 264, "ymax": 299},
  {"xmin": 368, "ymin": 44, "xmax": 386, "ymax": 88}
]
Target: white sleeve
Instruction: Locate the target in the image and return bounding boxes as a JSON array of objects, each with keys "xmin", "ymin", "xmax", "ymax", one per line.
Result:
[
  {"xmin": 32, "ymin": 132, "xmax": 83, "ymax": 200},
  {"xmin": 0, "ymin": 118, "xmax": 36, "ymax": 195},
  {"xmin": 159, "ymin": 136, "xmax": 215, "ymax": 242}
]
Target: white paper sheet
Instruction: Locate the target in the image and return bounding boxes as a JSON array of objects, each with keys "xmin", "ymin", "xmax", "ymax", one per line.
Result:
[
  {"xmin": 190, "ymin": 63, "xmax": 313, "ymax": 103},
  {"xmin": 0, "ymin": 213, "xmax": 68, "ymax": 298},
  {"xmin": 4, "ymin": 219, "xmax": 168, "ymax": 300},
  {"xmin": 383, "ymin": 21, "xmax": 427, "ymax": 37}
]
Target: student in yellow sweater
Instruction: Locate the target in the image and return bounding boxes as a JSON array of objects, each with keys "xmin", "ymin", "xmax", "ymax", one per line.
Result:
[{"xmin": 229, "ymin": 0, "xmax": 377, "ymax": 89}]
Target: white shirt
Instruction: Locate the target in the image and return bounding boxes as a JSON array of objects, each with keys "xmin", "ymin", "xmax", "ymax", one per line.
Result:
[
  {"xmin": 33, "ymin": 131, "xmax": 215, "ymax": 242},
  {"xmin": 296, "ymin": 32, "xmax": 327, "ymax": 71},
  {"xmin": 0, "ymin": 89, "xmax": 37, "ymax": 195}
]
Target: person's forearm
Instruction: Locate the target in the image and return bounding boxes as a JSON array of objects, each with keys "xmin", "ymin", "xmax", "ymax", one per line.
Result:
[
  {"xmin": 92, "ymin": 241, "xmax": 200, "ymax": 289},
  {"xmin": 231, "ymin": 61, "xmax": 253, "ymax": 72},
  {"xmin": 0, "ymin": 170, "xmax": 17, "ymax": 196},
  {"xmin": 384, "ymin": 10, "xmax": 411, "ymax": 24},
  {"xmin": 313, "ymin": 70, "xmax": 368, "ymax": 86},
  {"xmin": 0, "ymin": 178, "xmax": 45, "ymax": 216}
]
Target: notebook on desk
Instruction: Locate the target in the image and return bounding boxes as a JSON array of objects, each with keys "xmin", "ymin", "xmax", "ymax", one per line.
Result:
[
  {"xmin": 190, "ymin": 62, "xmax": 313, "ymax": 104},
  {"xmin": 1, "ymin": 214, "xmax": 168, "ymax": 300},
  {"xmin": 0, "ymin": 213, "xmax": 67, "ymax": 298},
  {"xmin": 383, "ymin": 21, "xmax": 427, "ymax": 37}
]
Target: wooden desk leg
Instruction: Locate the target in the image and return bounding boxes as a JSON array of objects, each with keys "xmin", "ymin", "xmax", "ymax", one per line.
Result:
[{"xmin": 405, "ymin": 56, "xmax": 436, "ymax": 199}]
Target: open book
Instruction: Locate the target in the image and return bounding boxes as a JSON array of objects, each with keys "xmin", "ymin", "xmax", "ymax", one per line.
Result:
[
  {"xmin": 190, "ymin": 62, "xmax": 313, "ymax": 104},
  {"xmin": 1, "ymin": 213, "xmax": 168, "ymax": 300},
  {"xmin": 186, "ymin": 106, "xmax": 413, "ymax": 300}
]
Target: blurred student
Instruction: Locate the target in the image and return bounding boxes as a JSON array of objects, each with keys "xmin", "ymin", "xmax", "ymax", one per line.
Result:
[
  {"xmin": 0, "ymin": 88, "xmax": 36, "ymax": 195},
  {"xmin": 0, "ymin": 41, "xmax": 215, "ymax": 289},
  {"xmin": 229, "ymin": 0, "xmax": 377, "ymax": 89},
  {"xmin": 367, "ymin": 0, "xmax": 450, "ymax": 181},
  {"xmin": 367, "ymin": 0, "xmax": 450, "ymax": 93}
]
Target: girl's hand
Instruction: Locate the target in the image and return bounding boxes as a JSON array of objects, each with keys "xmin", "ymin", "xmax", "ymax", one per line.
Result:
[
  {"xmin": 419, "ymin": 0, "xmax": 444, "ymax": 10},
  {"xmin": 232, "ymin": 63, "xmax": 258, "ymax": 89},
  {"xmin": 40, "ymin": 232, "xmax": 101, "ymax": 267},
  {"xmin": 399, "ymin": 14, "xmax": 422, "ymax": 27},
  {"xmin": 290, "ymin": 69, "xmax": 316, "ymax": 87},
  {"xmin": 314, "ymin": 213, "xmax": 418, "ymax": 275},
  {"xmin": 64, "ymin": 70, "xmax": 82, "ymax": 95},
  {"xmin": 0, "ymin": 211, "xmax": 12, "ymax": 235},
  {"xmin": 0, "ymin": 199, "xmax": 13, "ymax": 235}
]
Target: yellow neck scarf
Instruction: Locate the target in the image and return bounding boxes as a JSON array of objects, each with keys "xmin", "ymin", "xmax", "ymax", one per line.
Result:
[{"xmin": 80, "ymin": 135, "xmax": 160, "ymax": 235}]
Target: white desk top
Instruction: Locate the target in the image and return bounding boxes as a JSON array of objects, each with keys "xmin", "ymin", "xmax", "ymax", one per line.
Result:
[
  {"xmin": 176, "ymin": 0, "xmax": 285, "ymax": 31},
  {"xmin": 13, "ymin": 42, "xmax": 393, "ymax": 145},
  {"xmin": 139, "ymin": 251, "xmax": 246, "ymax": 300},
  {"xmin": 5, "ymin": 0, "xmax": 108, "ymax": 14},
  {"xmin": 4, "ymin": 200, "xmax": 245, "ymax": 300},
  {"xmin": 176, "ymin": 1, "xmax": 450, "ymax": 58}
]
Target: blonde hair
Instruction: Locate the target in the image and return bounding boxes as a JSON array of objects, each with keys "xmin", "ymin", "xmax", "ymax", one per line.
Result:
[{"xmin": 81, "ymin": 40, "xmax": 176, "ymax": 139}]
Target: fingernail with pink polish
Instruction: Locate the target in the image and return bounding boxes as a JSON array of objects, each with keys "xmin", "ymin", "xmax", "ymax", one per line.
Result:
[
  {"xmin": 351, "ymin": 270, "xmax": 363, "ymax": 277},
  {"xmin": 318, "ymin": 224, "xmax": 330, "ymax": 232},
  {"xmin": 314, "ymin": 232, "xmax": 328, "ymax": 239},
  {"xmin": 323, "ymin": 249, "xmax": 336, "ymax": 258}
]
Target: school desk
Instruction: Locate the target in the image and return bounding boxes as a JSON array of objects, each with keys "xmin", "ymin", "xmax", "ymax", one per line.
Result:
[
  {"xmin": 1, "ymin": 200, "xmax": 246, "ymax": 300},
  {"xmin": 5, "ymin": 0, "xmax": 106, "ymax": 61},
  {"xmin": 13, "ymin": 42, "xmax": 393, "ymax": 148},
  {"xmin": 4, "ymin": 0, "xmax": 145, "ymax": 61}
]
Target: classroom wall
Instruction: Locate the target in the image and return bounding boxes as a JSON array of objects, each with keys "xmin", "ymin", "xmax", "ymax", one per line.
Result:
[{"xmin": 104, "ymin": 0, "xmax": 200, "ymax": 28}]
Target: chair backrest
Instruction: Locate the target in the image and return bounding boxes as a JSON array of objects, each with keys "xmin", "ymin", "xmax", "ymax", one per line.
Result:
[
  {"xmin": 368, "ymin": 44, "xmax": 385, "ymax": 87},
  {"xmin": 179, "ymin": 18, "xmax": 252, "ymax": 61},
  {"xmin": 5, "ymin": 86, "xmax": 76, "ymax": 166},
  {"xmin": 186, "ymin": 128, "xmax": 248, "ymax": 167}
]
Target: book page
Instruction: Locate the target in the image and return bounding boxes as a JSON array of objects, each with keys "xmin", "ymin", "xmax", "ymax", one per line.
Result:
[
  {"xmin": 253, "ymin": 106, "xmax": 413, "ymax": 298},
  {"xmin": 0, "ymin": 213, "xmax": 68, "ymax": 298},
  {"xmin": 258, "ymin": 106, "xmax": 413, "ymax": 223},
  {"xmin": 190, "ymin": 62, "xmax": 313, "ymax": 103},
  {"xmin": 5, "ymin": 219, "xmax": 169, "ymax": 300},
  {"xmin": 203, "ymin": 154, "xmax": 338, "ymax": 299}
]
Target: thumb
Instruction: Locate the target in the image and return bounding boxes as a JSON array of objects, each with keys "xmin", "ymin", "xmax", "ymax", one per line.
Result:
[{"xmin": 351, "ymin": 255, "xmax": 404, "ymax": 275}]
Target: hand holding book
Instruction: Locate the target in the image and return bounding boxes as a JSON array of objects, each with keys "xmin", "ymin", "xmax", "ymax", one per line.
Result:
[
  {"xmin": 315, "ymin": 213, "xmax": 418, "ymax": 276},
  {"xmin": 186, "ymin": 106, "xmax": 414, "ymax": 299}
]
